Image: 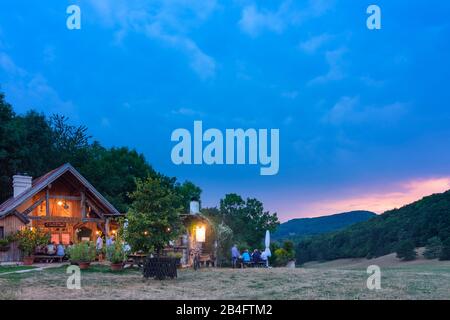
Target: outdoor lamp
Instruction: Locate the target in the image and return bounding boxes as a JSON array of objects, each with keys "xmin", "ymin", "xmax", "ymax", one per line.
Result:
[{"xmin": 195, "ymin": 225, "xmax": 206, "ymax": 243}]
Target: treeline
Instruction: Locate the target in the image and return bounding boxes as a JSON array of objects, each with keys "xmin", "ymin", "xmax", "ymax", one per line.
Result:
[
  {"xmin": 0, "ymin": 92, "xmax": 199, "ymax": 212},
  {"xmin": 296, "ymin": 190, "xmax": 450, "ymax": 264}
]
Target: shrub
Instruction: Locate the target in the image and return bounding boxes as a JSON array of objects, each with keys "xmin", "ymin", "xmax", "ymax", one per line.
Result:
[
  {"xmin": 167, "ymin": 252, "xmax": 183, "ymax": 259},
  {"xmin": 424, "ymin": 237, "xmax": 442, "ymax": 259},
  {"xmin": 14, "ymin": 228, "xmax": 49, "ymax": 257},
  {"xmin": 106, "ymin": 241, "xmax": 127, "ymax": 264},
  {"xmin": 274, "ymin": 248, "xmax": 290, "ymax": 266},
  {"xmin": 68, "ymin": 241, "xmax": 96, "ymax": 262},
  {"xmin": 0, "ymin": 238, "xmax": 10, "ymax": 247},
  {"xmin": 439, "ymin": 238, "xmax": 450, "ymax": 261},
  {"xmin": 396, "ymin": 240, "xmax": 417, "ymax": 261}
]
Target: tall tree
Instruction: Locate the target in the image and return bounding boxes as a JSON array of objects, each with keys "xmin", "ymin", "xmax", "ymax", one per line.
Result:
[
  {"xmin": 219, "ymin": 193, "xmax": 279, "ymax": 248},
  {"xmin": 176, "ymin": 181, "xmax": 202, "ymax": 213},
  {"xmin": 0, "ymin": 92, "xmax": 17, "ymax": 201},
  {"xmin": 79, "ymin": 144, "xmax": 155, "ymax": 212},
  {"xmin": 125, "ymin": 176, "xmax": 184, "ymax": 254}
]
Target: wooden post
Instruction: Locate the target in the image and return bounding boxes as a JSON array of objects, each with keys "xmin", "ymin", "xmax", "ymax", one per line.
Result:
[
  {"xmin": 105, "ymin": 218, "xmax": 110, "ymax": 236},
  {"xmin": 81, "ymin": 191, "xmax": 86, "ymax": 220},
  {"xmin": 45, "ymin": 188, "xmax": 50, "ymax": 217}
]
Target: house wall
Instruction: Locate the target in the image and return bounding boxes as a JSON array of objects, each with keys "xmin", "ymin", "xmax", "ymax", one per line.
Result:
[{"xmin": 0, "ymin": 215, "xmax": 26, "ymax": 262}]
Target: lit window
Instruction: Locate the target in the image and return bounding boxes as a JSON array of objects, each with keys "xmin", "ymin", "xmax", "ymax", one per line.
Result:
[{"xmin": 195, "ymin": 225, "xmax": 206, "ymax": 243}]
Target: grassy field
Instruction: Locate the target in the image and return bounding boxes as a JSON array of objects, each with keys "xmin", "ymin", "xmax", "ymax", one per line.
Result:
[
  {"xmin": 0, "ymin": 265, "xmax": 36, "ymax": 274},
  {"xmin": 1, "ymin": 258, "xmax": 449, "ymax": 300}
]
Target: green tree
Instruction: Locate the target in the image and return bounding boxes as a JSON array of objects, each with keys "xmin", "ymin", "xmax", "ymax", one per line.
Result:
[
  {"xmin": 219, "ymin": 193, "xmax": 279, "ymax": 248},
  {"xmin": 424, "ymin": 237, "xmax": 442, "ymax": 259},
  {"xmin": 79, "ymin": 144, "xmax": 155, "ymax": 212},
  {"xmin": 396, "ymin": 240, "xmax": 417, "ymax": 261},
  {"xmin": 0, "ymin": 92, "xmax": 18, "ymax": 201},
  {"xmin": 439, "ymin": 238, "xmax": 450, "ymax": 261},
  {"xmin": 176, "ymin": 181, "xmax": 202, "ymax": 213},
  {"xmin": 125, "ymin": 176, "xmax": 184, "ymax": 255}
]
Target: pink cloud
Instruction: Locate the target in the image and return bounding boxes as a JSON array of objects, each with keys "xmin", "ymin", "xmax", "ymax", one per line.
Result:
[{"xmin": 282, "ymin": 177, "xmax": 450, "ymax": 220}]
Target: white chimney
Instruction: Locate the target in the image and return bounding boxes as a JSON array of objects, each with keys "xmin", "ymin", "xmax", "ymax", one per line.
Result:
[
  {"xmin": 190, "ymin": 200, "xmax": 200, "ymax": 215},
  {"xmin": 13, "ymin": 175, "xmax": 32, "ymax": 198}
]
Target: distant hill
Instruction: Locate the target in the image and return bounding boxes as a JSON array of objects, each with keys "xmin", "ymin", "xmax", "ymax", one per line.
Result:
[
  {"xmin": 297, "ymin": 190, "xmax": 450, "ymax": 264},
  {"xmin": 273, "ymin": 211, "xmax": 377, "ymax": 240}
]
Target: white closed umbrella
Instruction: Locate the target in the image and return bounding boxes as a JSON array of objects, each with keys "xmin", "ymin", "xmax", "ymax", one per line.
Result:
[{"xmin": 264, "ymin": 230, "xmax": 271, "ymax": 267}]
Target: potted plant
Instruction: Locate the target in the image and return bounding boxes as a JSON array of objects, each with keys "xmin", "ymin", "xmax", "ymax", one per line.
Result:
[
  {"xmin": 167, "ymin": 251, "xmax": 183, "ymax": 268},
  {"xmin": 14, "ymin": 228, "xmax": 49, "ymax": 265},
  {"xmin": 67, "ymin": 241, "xmax": 96, "ymax": 270},
  {"xmin": 106, "ymin": 241, "xmax": 127, "ymax": 271},
  {"xmin": 0, "ymin": 236, "xmax": 12, "ymax": 252}
]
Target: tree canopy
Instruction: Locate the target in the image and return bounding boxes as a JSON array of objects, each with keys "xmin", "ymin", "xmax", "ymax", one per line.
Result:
[
  {"xmin": 205, "ymin": 193, "xmax": 279, "ymax": 249},
  {"xmin": 125, "ymin": 175, "xmax": 184, "ymax": 254}
]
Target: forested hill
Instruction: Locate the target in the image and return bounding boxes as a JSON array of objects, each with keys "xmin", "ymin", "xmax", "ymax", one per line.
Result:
[
  {"xmin": 296, "ymin": 190, "xmax": 450, "ymax": 264},
  {"xmin": 273, "ymin": 211, "xmax": 376, "ymax": 240}
]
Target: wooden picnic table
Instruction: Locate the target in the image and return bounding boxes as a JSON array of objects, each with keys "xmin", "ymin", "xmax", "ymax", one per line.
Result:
[
  {"xmin": 126, "ymin": 253, "xmax": 148, "ymax": 268},
  {"xmin": 33, "ymin": 255, "xmax": 65, "ymax": 263}
]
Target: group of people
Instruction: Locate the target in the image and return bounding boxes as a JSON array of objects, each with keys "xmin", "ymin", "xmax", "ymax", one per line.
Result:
[
  {"xmin": 36, "ymin": 241, "xmax": 73, "ymax": 258},
  {"xmin": 231, "ymin": 244, "xmax": 269, "ymax": 268},
  {"xmin": 95, "ymin": 234, "xmax": 116, "ymax": 252}
]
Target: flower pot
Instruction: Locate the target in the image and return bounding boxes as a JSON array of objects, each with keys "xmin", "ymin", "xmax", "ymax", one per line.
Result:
[
  {"xmin": 286, "ymin": 260, "xmax": 296, "ymax": 268},
  {"xmin": 23, "ymin": 256, "xmax": 34, "ymax": 265},
  {"xmin": 78, "ymin": 261, "xmax": 91, "ymax": 270},
  {"xmin": 110, "ymin": 263, "xmax": 124, "ymax": 271}
]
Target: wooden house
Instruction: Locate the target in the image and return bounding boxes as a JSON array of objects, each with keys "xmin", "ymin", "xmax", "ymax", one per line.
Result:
[{"xmin": 0, "ymin": 163, "xmax": 121, "ymax": 262}]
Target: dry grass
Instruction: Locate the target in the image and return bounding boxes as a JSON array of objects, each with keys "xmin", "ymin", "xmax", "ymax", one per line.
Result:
[{"xmin": 1, "ymin": 260, "xmax": 450, "ymax": 300}]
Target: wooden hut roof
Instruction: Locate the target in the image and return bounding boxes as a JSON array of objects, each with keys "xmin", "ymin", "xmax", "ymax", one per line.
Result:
[{"xmin": 0, "ymin": 163, "xmax": 121, "ymax": 218}]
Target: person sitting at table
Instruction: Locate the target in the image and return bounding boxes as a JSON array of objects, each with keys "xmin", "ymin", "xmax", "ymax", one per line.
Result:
[
  {"xmin": 252, "ymin": 249, "xmax": 261, "ymax": 263},
  {"xmin": 241, "ymin": 249, "xmax": 251, "ymax": 267},
  {"xmin": 260, "ymin": 249, "xmax": 269, "ymax": 267},
  {"xmin": 56, "ymin": 242, "xmax": 65, "ymax": 258},
  {"xmin": 46, "ymin": 241, "xmax": 56, "ymax": 255}
]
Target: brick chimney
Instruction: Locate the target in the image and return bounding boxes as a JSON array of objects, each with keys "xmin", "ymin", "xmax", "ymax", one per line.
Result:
[
  {"xmin": 190, "ymin": 199, "xmax": 200, "ymax": 215},
  {"xmin": 13, "ymin": 175, "xmax": 32, "ymax": 198}
]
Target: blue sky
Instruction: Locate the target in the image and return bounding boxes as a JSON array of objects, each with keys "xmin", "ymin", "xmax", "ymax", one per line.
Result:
[{"xmin": 1, "ymin": 0, "xmax": 450, "ymax": 221}]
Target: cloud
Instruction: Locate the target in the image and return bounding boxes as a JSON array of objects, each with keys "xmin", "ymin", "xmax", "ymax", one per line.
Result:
[
  {"xmin": 238, "ymin": 4, "xmax": 287, "ymax": 37},
  {"xmin": 144, "ymin": 23, "xmax": 216, "ymax": 79},
  {"xmin": 298, "ymin": 177, "xmax": 450, "ymax": 217},
  {"xmin": 299, "ymin": 33, "xmax": 331, "ymax": 54},
  {"xmin": 85, "ymin": 0, "xmax": 217, "ymax": 79},
  {"xmin": 324, "ymin": 96, "xmax": 408, "ymax": 125},
  {"xmin": 99, "ymin": 117, "xmax": 111, "ymax": 128},
  {"xmin": 239, "ymin": 0, "xmax": 334, "ymax": 37},
  {"xmin": 171, "ymin": 107, "xmax": 204, "ymax": 117},
  {"xmin": 0, "ymin": 52, "xmax": 26, "ymax": 77},
  {"xmin": 308, "ymin": 47, "xmax": 346, "ymax": 85},
  {"xmin": 281, "ymin": 90, "xmax": 299, "ymax": 99},
  {"xmin": 0, "ymin": 51, "xmax": 76, "ymax": 117}
]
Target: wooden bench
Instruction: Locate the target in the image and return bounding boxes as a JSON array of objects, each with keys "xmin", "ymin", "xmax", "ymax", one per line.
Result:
[
  {"xmin": 33, "ymin": 255, "xmax": 65, "ymax": 263},
  {"xmin": 199, "ymin": 254, "xmax": 215, "ymax": 267}
]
